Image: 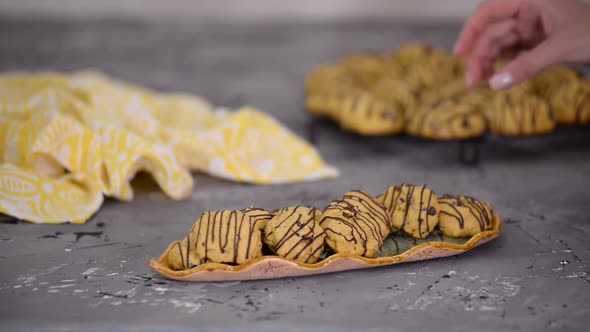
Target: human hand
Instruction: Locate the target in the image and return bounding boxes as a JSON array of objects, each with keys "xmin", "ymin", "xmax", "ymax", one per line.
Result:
[{"xmin": 454, "ymin": 0, "xmax": 590, "ymax": 90}]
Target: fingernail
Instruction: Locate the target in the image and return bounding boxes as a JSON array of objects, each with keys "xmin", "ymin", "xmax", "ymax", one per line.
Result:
[{"xmin": 489, "ymin": 72, "xmax": 513, "ymax": 90}]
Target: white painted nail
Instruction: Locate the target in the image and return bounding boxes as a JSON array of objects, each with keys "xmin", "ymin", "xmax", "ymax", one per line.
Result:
[{"xmin": 489, "ymin": 72, "xmax": 513, "ymax": 90}]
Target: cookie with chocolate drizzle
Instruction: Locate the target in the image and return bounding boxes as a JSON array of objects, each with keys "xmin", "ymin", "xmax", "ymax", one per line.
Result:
[
  {"xmin": 306, "ymin": 84, "xmax": 360, "ymax": 120},
  {"xmin": 264, "ymin": 206, "xmax": 326, "ymax": 263},
  {"xmin": 406, "ymin": 92, "xmax": 487, "ymax": 140},
  {"xmin": 549, "ymin": 80, "xmax": 590, "ymax": 125},
  {"xmin": 369, "ymin": 75, "xmax": 417, "ymax": 112},
  {"xmin": 531, "ymin": 65, "xmax": 580, "ymax": 98},
  {"xmin": 392, "ymin": 43, "xmax": 441, "ymax": 69},
  {"xmin": 163, "ymin": 207, "xmax": 273, "ymax": 270},
  {"xmin": 337, "ymin": 92, "xmax": 405, "ymax": 135},
  {"xmin": 304, "ymin": 64, "xmax": 350, "ymax": 95},
  {"xmin": 378, "ymin": 184, "xmax": 439, "ymax": 239},
  {"xmin": 340, "ymin": 53, "xmax": 389, "ymax": 88},
  {"xmin": 438, "ymin": 195, "xmax": 495, "ymax": 238},
  {"xmin": 486, "ymin": 85, "xmax": 556, "ymax": 136},
  {"xmin": 319, "ymin": 191, "xmax": 390, "ymax": 257}
]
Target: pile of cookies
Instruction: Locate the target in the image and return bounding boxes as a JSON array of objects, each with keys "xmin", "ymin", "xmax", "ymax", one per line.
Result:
[
  {"xmin": 162, "ymin": 184, "xmax": 500, "ymax": 270},
  {"xmin": 305, "ymin": 43, "xmax": 590, "ymax": 139}
]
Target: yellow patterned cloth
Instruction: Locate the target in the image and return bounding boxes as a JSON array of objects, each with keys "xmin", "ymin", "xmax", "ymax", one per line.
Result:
[{"xmin": 0, "ymin": 71, "xmax": 338, "ymax": 224}]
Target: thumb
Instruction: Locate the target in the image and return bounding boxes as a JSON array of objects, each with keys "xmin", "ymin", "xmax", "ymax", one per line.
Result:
[{"xmin": 488, "ymin": 37, "xmax": 563, "ymax": 90}]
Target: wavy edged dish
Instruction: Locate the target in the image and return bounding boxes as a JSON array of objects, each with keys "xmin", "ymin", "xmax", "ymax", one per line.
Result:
[{"xmin": 149, "ymin": 217, "xmax": 502, "ymax": 282}]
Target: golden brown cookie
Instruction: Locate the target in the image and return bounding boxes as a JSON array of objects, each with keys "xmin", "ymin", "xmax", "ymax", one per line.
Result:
[
  {"xmin": 549, "ymin": 80, "xmax": 590, "ymax": 125},
  {"xmin": 392, "ymin": 44, "xmax": 463, "ymax": 88},
  {"xmin": 417, "ymin": 79, "xmax": 465, "ymax": 105},
  {"xmin": 340, "ymin": 53, "xmax": 387, "ymax": 87},
  {"xmin": 377, "ymin": 184, "xmax": 439, "ymax": 238},
  {"xmin": 342, "ymin": 190, "xmax": 391, "ymax": 228},
  {"xmin": 403, "ymin": 55, "xmax": 463, "ymax": 90},
  {"xmin": 304, "ymin": 64, "xmax": 352, "ymax": 94},
  {"xmin": 320, "ymin": 190, "xmax": 390, "ymax": 257},
  {"xmin": 392, "ymin": 43, "xmax": 440, "ymax": 69},
  {"xmin": 341, "ymin": 53, "xmax": 386, "ymax": 71},
  {"xmin": 369, "ymin": 75, "xmax": 417, "ymax": 110},
  {"xmin": 531, "ymin": 65, "xmax": 580, "ymax": 98},
  {"xmin": 303, "ymin": 43, "xmax": 588, "ymax": 139},
  {"xmin": 417, "ymin": 78, "xmax": 487, "ymax": 106},
  {"xmin": 164, "ymin": 236, "xmax": 195, "ymax": 270},
  {"xmin": 337, "ymin": 92, "xmax": 405, "ymax": 135},
  {"xmin": 306, "ymin": 85, "xmax": 356, "ymax": 119},
  {"xmin": 264, "ymin": 206, "xmax": 326, "ymax": 263},
  {"xmin": 305, "ymin": 63, "xmax": 359, "ymax": 119},
  {"xmin": 304, "ymin": 45, "xmax": 477, "ymax": 138},
  {"xmin": 486, "ymin": 85, "xmax": 556, "ymax": 136},
  {"xmin": 406, "ymin": 89, "xmax": 487, "ymax": 140},
  {"xmin": 438, "ymin": 195, "xmax": 495, "ymax": 237},
  {"xmin": 163, "ymin": 207, "xmax": 273, "ymax": 270}
]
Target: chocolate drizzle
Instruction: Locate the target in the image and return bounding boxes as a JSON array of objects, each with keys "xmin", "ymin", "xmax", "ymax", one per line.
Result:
[
  {"xmin": 343, "ymin": 191, "xmax": 390, "ymax": 238},
  {"xmin": 320, "ymin": 191, "xmax": 389, "ymax": 257},
  {"xmin": 438, "ymin": 195, "xmax": 494, "ymax": 237},
  {"xmin": 489, "ymin": 90, "xmax": 554, "ymax": 135},
  {"xmin": 406, "ymin": 90, "xmax": 486, "ymax": 140},
  {"xmin": 264, "ymin": 206, "xmax": 326, "ymax": 263},
  {"xmin": 341, "ymin": 93, "xmax": 402, "ymax": 127},
  {"xmin": 167, "ymin": 207, "xmax": 273, "ymax": 269},
  {"xmin": 439, "ymin": 196, "xmax": 466, "ymax": 229},
  {"xmin": 381, "ymin": 184, "xmax": 439, "ymax": 239},
  {"xmin": 185, "ymin": 232, "xmax": 191, "ymax": 268},
  {"xmin": 176, "ymin": 241, "xmax": 185, "ymax": 268}
]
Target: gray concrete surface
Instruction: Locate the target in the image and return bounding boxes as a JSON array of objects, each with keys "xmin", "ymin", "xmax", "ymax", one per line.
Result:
[
  {"xmin": 0, "ymin": 18, "xmax": 589, "ymax": 332},
  {"xmin": 0, "ymin": 0, "xmax": 479, "ymax": 22}
]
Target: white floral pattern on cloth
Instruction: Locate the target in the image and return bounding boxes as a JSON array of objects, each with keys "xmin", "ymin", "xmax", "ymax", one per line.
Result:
[
  {"xmin": 0, "ymin": 164, "xmax": 104, "ymax": 224},
  {"xmin": 0, "ymin": 71, "xmax": 338, "ymax": 224}
]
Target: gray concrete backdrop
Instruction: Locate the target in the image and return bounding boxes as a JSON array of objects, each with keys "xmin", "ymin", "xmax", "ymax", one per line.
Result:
[
  {"xmin": 0, "ymin": 18, "xmax": 589, "ymax": 332},
  {"xmin": 0, "ymin": 0, "xmax": 479, "ymax": 22}
]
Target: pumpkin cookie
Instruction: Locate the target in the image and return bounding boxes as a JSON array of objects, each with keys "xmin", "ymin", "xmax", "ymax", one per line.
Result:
[
  {"xmin": 340, "ymin": 53, "xmax": 387, "ymax": 88},
  {"xmin": 406, "ymin": 93, "xmax": 487, "ymax": 140},
  {"xmin": 320, "ymin": 190, "xmax": 390, "ymax": 257},
  {"xmin": 549, "ymin": 80, "xmax": 590, "ymax": 125},
  {"xmin": 306, "ymin": 85, "xmax": 357, "ymax": 119},
  {"xmin": 377, "ymin": 184, "xmax": 439, "ymax": 238},
  {"xmin": 531, "ymin": 65, "xmax": 580, "ymax": 98},
  {"xmin": 369, "ymin": 75, "xmax": 417, "ymax": 111},
  {"xmin": 438, "ymin": 195, "xmax": 495, "ymax": 237},
  {"xmin": 403, "ymin": 55, "xmax": 463, "ymax": 90},
  {"xmin": 393, "ymin": 43, "xmax": 439, "ymax": 69},
  {"xmin": 304, "ymin": 64, "xmax": 352, "ymax": 94},
  {"xmin": 417, "ymin": 78, "xmax": 487, "ymax": 106},
  {"xmin": 486, "ymin": 85, "xmax": 556, "ymax": 136},
  {"xmin": 337, "ymin": 92, "xmax": 405, "ymax": 135},
  {"xmin": 264, "ymin": 206, "xmax": 325, "ymax": 263},
  {"xmin": 163, "ymin": 207, "xmax": 273, "ymax": 269}
]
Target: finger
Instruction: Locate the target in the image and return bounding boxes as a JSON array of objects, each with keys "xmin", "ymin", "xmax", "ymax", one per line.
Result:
[
  {"xmin": 498, "ymin": 47, "xmax": 518, "ymax": 62},
  {"xmin": 465, "ymin": 20, "xmax": 520, "ymax": 86},
  {"xmin": 514, "ymin": 6, "xmax": 544, "ymax": 46},
  {"xmin": 471, "ymin": 19, "xmax": 519, "ymax": 61},
  {"xmin": 489, "ymin": 37, "xmax": 564, "ymax": 90},
  {"xmin": 482, "ymin": 45, "xmax": 520, "ymax": 82},
  {"xmin": 465, "ymin": 53, "xmax": 489, "ymax": 88},
  {"xmin": 454, "ymin": 0, "xmax": 523, "ymax": 56},
  {"xmin": 481, "ymin": 62, "xmax": 495, "ymax": 83}
]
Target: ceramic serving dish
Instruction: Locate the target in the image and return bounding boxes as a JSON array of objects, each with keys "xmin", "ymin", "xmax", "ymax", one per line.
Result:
[{"xmin": 149, "ymin": 218, "xmax": 501, "ymax": 282}]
